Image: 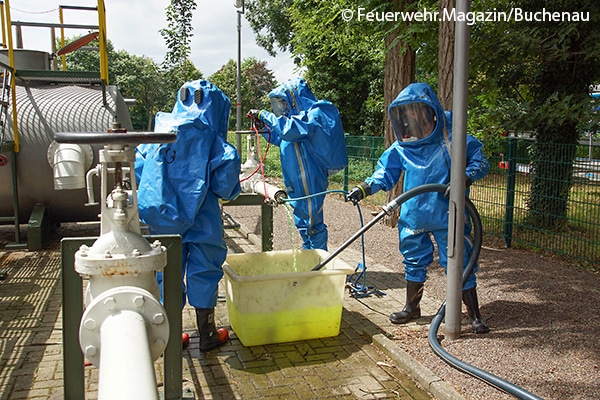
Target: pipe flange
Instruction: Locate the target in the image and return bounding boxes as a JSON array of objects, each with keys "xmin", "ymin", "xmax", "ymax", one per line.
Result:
[
  {"xmin": 75, "ymin": 247, "xmax": 167, "ymax": 275},
  {"xmin": 79, "ymin": 286, "xmax": 170, "ymax": 366},
  {"xmin": 75, "ymin": 236, "xmax": 167, "ymax": 275}
]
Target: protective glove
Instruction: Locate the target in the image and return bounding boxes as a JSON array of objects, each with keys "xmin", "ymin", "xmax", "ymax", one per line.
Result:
[
  {"xmin": 346, "ymin": 182, "xmax": 371, "ymax": 205},
  {"xmin": 247, "ymin": 109, "xmax": 262, "ymax": 121},
  {"xmin": 247, "ymin": 109, "xmax": 265, "ymax": 129}
]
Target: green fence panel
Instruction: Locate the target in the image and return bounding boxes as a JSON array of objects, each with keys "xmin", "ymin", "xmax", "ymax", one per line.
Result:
[
  {"xmin": 236, "ymin": 130, "xmax": 600, "ymax": 267},
  {"xmin": 343, "ymin": 135, "xmax": 600, "ymax": 267}
]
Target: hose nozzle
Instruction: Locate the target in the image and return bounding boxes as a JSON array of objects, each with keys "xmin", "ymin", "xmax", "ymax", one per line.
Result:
[
  {"xmin": 273, "ymin": 191, "xmax": 287, "ymax": 205},
  {"xmin": 382, "ymin": 198, "xmax": 401, "ymax": 216}
]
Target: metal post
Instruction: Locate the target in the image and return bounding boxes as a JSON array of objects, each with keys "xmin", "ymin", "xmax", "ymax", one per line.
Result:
[
  {"xmin": 261, "ymin": 201, "xmax": 274, "ymax": 251},
  {"xmin": 161, "ymin": 235, "xmax": 183, "ymax": 400},
  {"xmin": 446, "ymin": 0, "xmax": 470, "ymax": 340},
  {"xmin": 97, "ymin": 0, "xmax": 109, "ymax": 84},
  {"xmin": 235, "ymin": 1, "xmax": 245, "ymax": 155},
  {"xmin": 8, "ymin": 143, "xmax": 22, "ymax": 246},
  {"xmin": 503, "ymin": 137, "xmax": 517, "ymax": 248},
  {"xmin": 223, "ymin": 193, "xmax": 274, "ymax": 251},
  {"xmin": 62, "ymin": 237, "xmax": 93, "ymax": 400}
]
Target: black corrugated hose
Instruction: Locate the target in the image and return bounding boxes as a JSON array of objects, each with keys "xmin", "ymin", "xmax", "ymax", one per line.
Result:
[
  {"xmin": 420, "ymin": 184, "xmax": 543, "ymax": 400},
  {"xmin": 316, "ymin": 183, "xmax": 543, "ymax": 399}
]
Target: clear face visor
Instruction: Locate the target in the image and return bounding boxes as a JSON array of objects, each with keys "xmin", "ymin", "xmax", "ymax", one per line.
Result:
[
  {"xmin": 390, "ymin": 103, "xmax": 436, "ymax": 142},
  {"xmin": 271, "ymin": 97, "xmax": 290, "ymax": 117}
]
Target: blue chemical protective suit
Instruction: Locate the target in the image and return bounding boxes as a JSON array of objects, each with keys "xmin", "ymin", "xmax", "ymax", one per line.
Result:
[
  {"xmin": 364, "ymin": 83, "xmax": 489, "ymax": 289},
  {"xmin": 136, "ymin": 80, "xmax": 241, "ymax": 309},
  {"xmin": 258, "ymin": 77, "xmax": 348, "ymax": 250}
]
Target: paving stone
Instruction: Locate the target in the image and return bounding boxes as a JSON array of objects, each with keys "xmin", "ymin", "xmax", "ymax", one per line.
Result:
[{"xmin": 0, "ymin": 223, "xmax": 455, "ymax": 400}]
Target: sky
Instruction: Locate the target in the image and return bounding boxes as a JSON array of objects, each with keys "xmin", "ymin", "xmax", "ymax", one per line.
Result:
[{"xmin": 8, "ymin": 0, "xmax": 298, "ymax": 83}]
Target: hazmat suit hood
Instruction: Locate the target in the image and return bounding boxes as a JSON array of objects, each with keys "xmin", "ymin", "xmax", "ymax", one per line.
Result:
[
  {"xmin": 137, "ymin": 79, "xmax": 240, "ymax": 235},
  {"xmin": 388, "ymin": 83, "xmax": 447, "ymax": 146},
  {"xmin": 169, "ymin": 79, "xmax": 231, "ymax": 140},
  {"xmin": 268, "ymin": 77, "xmax": 317, "ymax": 116}
]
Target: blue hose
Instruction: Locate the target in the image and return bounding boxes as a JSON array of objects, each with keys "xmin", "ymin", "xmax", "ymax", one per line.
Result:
[{"xmin": 279, "ymin": 189, "xmax": 346, "ymax": 202}]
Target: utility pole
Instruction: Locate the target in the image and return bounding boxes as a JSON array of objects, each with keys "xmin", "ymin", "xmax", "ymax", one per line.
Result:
[{"xmin": 234, "ymin": 0, "xmax": 245, "ymax": 154}]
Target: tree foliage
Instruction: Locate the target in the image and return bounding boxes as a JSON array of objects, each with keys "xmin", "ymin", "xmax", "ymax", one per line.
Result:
[
  {"xmin": 471, "ymin": 0, "xmax": 600, "ymax": 139},
  {"xmin": 159, "ymin": 0, "xmax": 203, "ymax": 98},
  {"xmin": 288, "ymin": 0, "xmax": 385, "ymax": 135},
  {"xmin": 111, "ymin": 53, "xmax": 171, "ymax": 130},
  {"xmin": 245, "ymin": 0, "xmax": 443, "ymax": 136},
  {"xmin": 209, "ymin": 57, "xmax": 277, "ymax": 130},
  {"xmin": 470, "ymin": 0, "xmax": 600, "ymax": 228},
  {"xmin": 160, "ymin": 0, "xmax": 197, "ymax": 69},
  {"xmin": 62, "ymin": 34, "xmax": 198, "ymax": 130},
  {"xmin": 62, "ymin": 37, "xmax": 164, "ymax": 130},
  {"xmin": 245, "ymin": 0, "xmax": 295, "ymax": 56}
]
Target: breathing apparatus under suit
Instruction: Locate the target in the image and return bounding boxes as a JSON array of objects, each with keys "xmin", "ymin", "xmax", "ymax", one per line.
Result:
[
  {"xmin": 136, "ymin": 80, "xmax": 242, "ymax": 351},
  {"xmin": 253, "ymin": 77, "xmax": 348, "ymax": 250},
  {"xmin": 347, "ymin": 83, "xmax": 490, "ymax": 333}
]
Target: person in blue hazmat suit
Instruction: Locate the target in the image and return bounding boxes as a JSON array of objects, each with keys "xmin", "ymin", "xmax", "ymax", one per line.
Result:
[
  {"xmin": 136, "ymin": 80, "xmax": 242, "ymax": 352},
  {"xmin": 248, "ymin": 77, "xmax": 348, "ymax": 250},
  {"xmin": 346, "ymin": 82, "xmax": 491, "ymax": 334}
]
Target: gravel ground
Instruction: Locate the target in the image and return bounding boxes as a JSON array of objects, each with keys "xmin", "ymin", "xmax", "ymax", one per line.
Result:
[{"xmin": 226, "ymin": 185, "xmax": 600, "ymax": 400}]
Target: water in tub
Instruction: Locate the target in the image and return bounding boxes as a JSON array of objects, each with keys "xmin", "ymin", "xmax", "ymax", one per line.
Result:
[{"xmin": 282, "ymin": 203, "xmax": 298, "ymax": 271}]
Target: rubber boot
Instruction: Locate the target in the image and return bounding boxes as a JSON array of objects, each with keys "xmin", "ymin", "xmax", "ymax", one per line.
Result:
[
  {"xmin": 389, "ymin": 281, "xmax": 424, "ymax": 324},
  {"xmin": 462, "ymin": 287, "xmax": 490, "ymax": 334},
  {"xmin": 195, "ymin": 308, "xmax": 229, "ymax": 352}
]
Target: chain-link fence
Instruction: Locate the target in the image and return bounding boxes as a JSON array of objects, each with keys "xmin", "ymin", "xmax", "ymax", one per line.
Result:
[{"xmin": 341, "ymin": 135, "xmax": 600, "ymax": 268}]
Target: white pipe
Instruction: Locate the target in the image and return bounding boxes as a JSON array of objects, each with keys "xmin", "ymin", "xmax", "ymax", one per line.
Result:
[
  {"xmin": 84, "ymin": 166, "xmax": 132, "ymax": 207},
  {"xmin": 52, "ymin": 143, "xmax": 88, "ymax": 190},
  {"xmin": 97, "ymin": 310, "xmax": 159, "ymax": 400},
  {"xmin": 248, "ymin": 180, "xmax": 287, "ymax": 205},
  {"xmin": 85, "ymin": 166, "xmax": 100, "ymax": 205}
]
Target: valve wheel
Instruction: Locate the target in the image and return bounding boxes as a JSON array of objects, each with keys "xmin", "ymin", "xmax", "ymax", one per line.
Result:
[
  {"xmin": 55, "ymin": 131, "xmax": 176, "ymax": 145},
  {"xmin": 0, "ymin": 154, "xmax": 7, "ymax": 166}
]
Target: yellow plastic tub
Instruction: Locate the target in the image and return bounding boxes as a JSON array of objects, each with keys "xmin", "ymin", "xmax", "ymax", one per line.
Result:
[{"xmin": 223, "ymin": 249, "xmax": 354, "ymax": 347}]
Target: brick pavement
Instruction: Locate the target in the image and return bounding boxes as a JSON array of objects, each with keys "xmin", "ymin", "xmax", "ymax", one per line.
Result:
[{"xmin": 0, "ymin": 222, "xmax": 465, "ymax": 400}]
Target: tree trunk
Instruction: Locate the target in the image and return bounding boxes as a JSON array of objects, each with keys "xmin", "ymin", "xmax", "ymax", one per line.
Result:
[
  {"xmin": 437, "ymin": 0, "xmax": 455, "ymax": 110},
  {"xmin": 147, "ymin": 112, "xmax": 154, "ymax": 131},
  {"xmin": 383, "ymin": 0, "xmax": 416, "ymax": 228}
]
